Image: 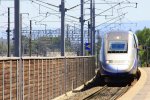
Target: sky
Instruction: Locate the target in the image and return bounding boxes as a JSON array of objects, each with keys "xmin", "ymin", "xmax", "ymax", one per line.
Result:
[
  {"xmin": 0, "ymin": 0, "xmax": 150, "ymax": 34},
  {"xmin": 127, "ymin": 0, "xmax": 150, "ymax": 21}
]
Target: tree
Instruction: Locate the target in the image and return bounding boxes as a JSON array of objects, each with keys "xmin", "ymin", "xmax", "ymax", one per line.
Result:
[
  {"xmin": 136, "ymin": 27, "xmax": 150, "ymax": 67},
  {"xmin": 0, "ymin": 42, "xmax": 7, "ymax": 56},
  {"xmin": 21, "ymin": 34, "xmax": 73, "ymax": 56}
]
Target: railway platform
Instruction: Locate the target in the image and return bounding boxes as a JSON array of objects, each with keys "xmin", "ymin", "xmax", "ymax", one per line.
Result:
[{"xmin": 119, "ymin": 67, "xmax": 150, "ymax": 100}]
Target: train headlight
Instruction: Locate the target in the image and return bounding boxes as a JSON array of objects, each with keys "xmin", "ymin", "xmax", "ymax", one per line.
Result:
[
  {"xmin": 106, "ymin": 60, "xmax": 109, "ymax": 64},
  {"xmin": 116, "ymin": 36, "xmax": 120, "ymax": 39},
  {"xmin": 106, "ymin": 60, "xmax": 129, "ymax": 64},
  {"xmin": 106, "ymin": 60, "xmax": 112, "ymax": 64}
]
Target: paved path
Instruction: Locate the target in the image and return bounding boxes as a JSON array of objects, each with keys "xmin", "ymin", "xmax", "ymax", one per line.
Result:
[
  {"xmin": 119, "ymin": 67, "xmax": 150, "ymax": 100},
  {"xmin": 133, "ymin": 68, "xmax": 150, "ymax": 100}
]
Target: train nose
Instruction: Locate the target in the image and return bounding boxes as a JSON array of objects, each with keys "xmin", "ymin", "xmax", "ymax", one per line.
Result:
[
  {"xmin": 105, "ymin": 60, "xmax": 129, "ymax": 72},
  {"xmin": 104, "ymin": 63, "xmax": 118, "ymax": 73}
]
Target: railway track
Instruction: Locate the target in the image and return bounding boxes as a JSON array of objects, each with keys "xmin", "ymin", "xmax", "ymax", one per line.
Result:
[
  {"xmin": 83, "ymin": 84, "xmax": 130, "ymax": 100},
  {"xmin": 65, "ymin": 72, "xmax": 140, "ymax": 100}
]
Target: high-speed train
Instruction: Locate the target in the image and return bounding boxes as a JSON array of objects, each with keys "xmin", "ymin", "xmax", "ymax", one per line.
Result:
[{"xmin": 99, "ymin": 31, "xmax": 139, "ymax": 78}]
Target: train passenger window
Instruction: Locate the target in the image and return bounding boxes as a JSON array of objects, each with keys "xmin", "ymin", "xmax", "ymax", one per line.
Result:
[{"xmin": 108, "ymin": 41, "xmax": 128, "ymax": 53}]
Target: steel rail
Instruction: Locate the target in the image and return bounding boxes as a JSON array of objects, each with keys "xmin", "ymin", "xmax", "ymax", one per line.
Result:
[
  {"xmin": 83, "ymin": 85, "xmax": 108, "ymax": 100},
  {"xmin": 110, "ymin": 85, "xmax": 130, "ymax": 100}
]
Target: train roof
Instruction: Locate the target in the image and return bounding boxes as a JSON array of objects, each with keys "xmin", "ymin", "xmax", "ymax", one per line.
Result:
[
  {"xmin": 106, "ymin": 30, "xmax": 133, "ymax": 35},
  {"xmin": 103, "ymin": 31, "xmax": 136, "ymax": 40},
  {"xmin": 105, "ymin": 31, "xmax": 135, "ymax": 37}
]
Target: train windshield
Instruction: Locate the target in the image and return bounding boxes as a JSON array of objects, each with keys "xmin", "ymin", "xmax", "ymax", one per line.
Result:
[{"xmin": 108, "ymin": 41, "xmax": 128, "ymax": 53}]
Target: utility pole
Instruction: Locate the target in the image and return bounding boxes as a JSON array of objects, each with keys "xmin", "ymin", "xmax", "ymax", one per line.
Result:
[
  {"xmin": 93, "ymin": 0, "xmax": 95, "ymax": 55},
  {"xmin": 66, "ymin": 24, "xmax": 69, "ymax": 40},
  {"xmin": 2, "ymin": 39, "xmax": 3, "ymax": 57},
  {"xmin": 19, "ymin": 14, "xmax": 22, "ymax": 60},
  {"xmin": 14, "ymin": 1, "xmax": 23, "ymax": 100},
  {"xmin": 147, "ymin": 46, "xmax": 149, "ymax": 67},
  {"xmin": 80, "ymin": 0, "xmax": 84, "ymax": 56},
  {"xmin": 60, "ymin": 0, "xmax": 65, "ymax": 56},
  {"xmin": 37, "ymin": 31, "xmax": 40, "ymax": 57},
  {"xmin": 14, "ymin": 0, "xmax": 20, "ymax": 57},
  {"xmin": 74, "ymin": 24, "xmax": 76, "ymax": 38},
  {"xmin": 29, "ymin": 20, "xmax": 32, "ymax": 57},
  {"xmin": 90, "ymin": 0, "xmax": 93, "ymax": 55},
  {"xmin": 87, "ymin": 21, "xmax": 90, "ymax": 56},
  {"xmin": 19, "ymin": 13, "xmax": 23, "ymax": 100},
  {"xmin": 7, "ymin": 7, "xmax": 10, "ymax": 57},
  {"xmin": 88, "ymin": 21, "xmax": 90, "ymax": 44}
]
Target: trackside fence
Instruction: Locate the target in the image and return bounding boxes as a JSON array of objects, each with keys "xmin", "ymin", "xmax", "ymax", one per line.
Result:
[{"xmin": 0, "ymin": 56, "xmax": 95, "ymax": 100}]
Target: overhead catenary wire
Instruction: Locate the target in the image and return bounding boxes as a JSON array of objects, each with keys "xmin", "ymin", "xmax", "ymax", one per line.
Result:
[
  {"xmin": 99, "ymin": 18, "xmax": 124, "ymax": 30},
  {"xmin": 34, "ymin": 0, "xmax": 90, "ymax": 13},
  {"xmin": 35, "ymin": 0, "xmax": 59, "ymax": 8},
  {"xmin": 30, "ymin": 15, "xmax": 80, "ymax": 27},
  {"xmin": 95, "ymin": 12, "xmax": 128, "ymax": 28},
  {"xmin": 0, "ymin": 0, "xmax": 137, "ymax": 34},
  {"xmin": 35, "ymin": 14, "xmax": 52, "ymax": 23},
  {"xmin": 66, "ymin": 0, "xmax": 90, "ymax": 11},
  {"xmin": 31, "ymin": 0, "xmax": 80, "ymax": 20},
  {"xmin": 85, "ymin": 1, "xmax": 124, "ymax": 21},
  {"xmin": 31, "ymin": 0, "xmax": 59, "ymax": 12},
  {"xmin": 0, "ymin": 0, "xmax": 136, "ymax": 50},
  {"xmin": 32, "ymin": 0, "xmax": 83, "ymax": 20},
  {"xmin": 86, "ymin": 2, "xmax": 137, "ymax": 5},
  {"xmin": 117, "ymin": 5, "xmax": 137, "ymax": 11},
  {"xmin": 66, "ymin": 14, "xmax": 80, "ymax": 20},
  {"xmin": 31, "ymin": 0, "xmax": 62, "ymax": 20},
  {"xmin": 31, "ymin": 15, "xmax": 47, "ymax": 20}
]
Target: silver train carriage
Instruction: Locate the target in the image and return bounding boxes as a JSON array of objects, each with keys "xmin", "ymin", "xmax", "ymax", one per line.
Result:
[{"xmin": 99, "ymin": 31, "xmax": 139, "ymax": 77}]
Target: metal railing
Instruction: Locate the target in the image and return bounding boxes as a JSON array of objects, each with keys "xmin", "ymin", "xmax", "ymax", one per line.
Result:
[{"xmin": 0, "ymin": 56, "xmax": 95, "ymax": 100}]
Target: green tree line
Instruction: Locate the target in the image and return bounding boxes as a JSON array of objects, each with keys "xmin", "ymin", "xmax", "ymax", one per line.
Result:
[
  {"xmin": 0, "ymin": 35, "xmax": 73, "ymax": 56},
  {"xmin": 22, "ymin": 35, "xmax": 72, "ymax": 56},
  {"xmin": 136, "ymin": 27, "xmax": 150, "ymax": 67}
]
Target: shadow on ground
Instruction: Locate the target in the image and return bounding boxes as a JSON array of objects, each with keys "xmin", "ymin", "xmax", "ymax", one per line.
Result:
[{"xmin": 73, "ymin": 69, "xmax": 141, "ymax": 92}]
